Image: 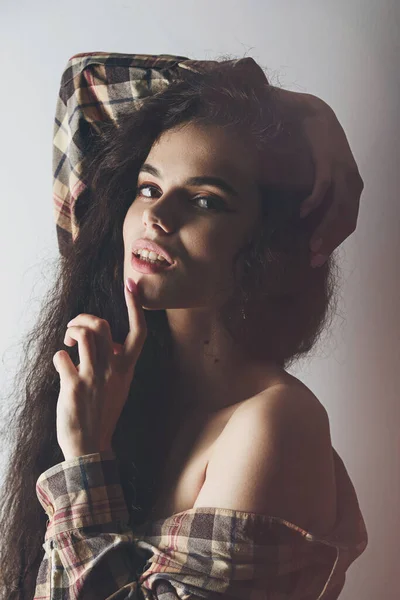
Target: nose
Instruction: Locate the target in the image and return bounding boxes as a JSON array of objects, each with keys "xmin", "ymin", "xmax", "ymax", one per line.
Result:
[{"xmin": 142, "ymin": 191, "xmax": 179, "ymax": 234}]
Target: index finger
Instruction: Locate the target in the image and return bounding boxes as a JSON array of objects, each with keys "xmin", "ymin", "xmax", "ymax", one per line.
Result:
[{"xmin": 122, "ymin": 280, "xmax": 147, "ymax": 365}]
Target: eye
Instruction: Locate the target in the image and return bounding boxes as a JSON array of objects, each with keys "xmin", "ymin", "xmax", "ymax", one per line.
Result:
[
  {"xmin": 136, "ymin": 184, "xmax": 226, "ymax": 212},
  {"xmin": 136, "ymin": 184, "xmax": 159, "ymax": 199},
  {"xmin": 192, "ymin": 196, "xmax": 226, "ymax": 211}
]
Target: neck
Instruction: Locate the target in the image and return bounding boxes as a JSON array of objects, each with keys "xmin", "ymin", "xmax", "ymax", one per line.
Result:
[{"xmin": 164, "ymin": 307, "xmax": 282, "ymax": 415}]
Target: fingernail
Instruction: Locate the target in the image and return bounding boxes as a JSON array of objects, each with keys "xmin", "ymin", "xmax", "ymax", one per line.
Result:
[
  {"xmin": 126, "ymin": 278, "xmax": 137, "ymax": 293},
  {"xmin": 311, "ymin": 254, "xmax": 328, "ymax": 268},
  {"xmin": 310, "ymin": 237, "xmax": 323, "ymax": 253}
]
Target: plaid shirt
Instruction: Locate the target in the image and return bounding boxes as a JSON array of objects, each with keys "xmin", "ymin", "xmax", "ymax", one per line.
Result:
[
  {"xmin": 52, "ymin": 51, "xmax": 269, "ymax": 257},
  {"xmin": 33, "ymin": 449, "xmax": 367, "ymax": 600}
]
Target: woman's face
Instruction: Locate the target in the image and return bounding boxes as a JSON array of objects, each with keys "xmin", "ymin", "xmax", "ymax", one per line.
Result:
[{"xmin": 122, "ymin": 121, "xmax": 261, "ymax": 311}]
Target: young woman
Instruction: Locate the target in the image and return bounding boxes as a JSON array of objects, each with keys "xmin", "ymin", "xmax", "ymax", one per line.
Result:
[{"xmin": 0, "ymin": 53, "xmax": 367, "ymax": 599}]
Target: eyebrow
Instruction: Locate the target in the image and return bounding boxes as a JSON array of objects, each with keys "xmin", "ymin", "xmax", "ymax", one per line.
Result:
[{"xmin": 139, "ymin": 163, "xmax": 239, "ymax": 198}]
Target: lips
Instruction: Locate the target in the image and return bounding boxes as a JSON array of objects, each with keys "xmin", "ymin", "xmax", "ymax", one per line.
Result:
[
  {"xmin": 131, "ymin": 252, "xmax": 174, "ymax": 274},
  {"xmin": 131, "ymin": 238, "xmax": 174, "ymax": 265}
]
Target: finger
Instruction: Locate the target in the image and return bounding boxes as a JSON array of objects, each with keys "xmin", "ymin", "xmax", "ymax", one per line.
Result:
[
  {"xmin": 67, "ymin": 314, "xmax": 95, "ymax": 327},
  {"xmin": 67, "ymin": 316, "xmax": 114, "ymax": 367},
  {"xmin": 300, "ymin": 170, "xmax": 332, "ymax": 218},
  {"xmin": 67, "ymin": 314, "xmax": 112, "ymax": 337},
  {"xmin": 309, "ymin": 173, "xmax": 359, "ymax": 258},
  {"xmin": 64, "ymin": 326, "xmax": 97, "ymax": 379},
  {"xmin": 122, "ymin": 278, "xmax": 147, "ymax": 365},
  {"xmin": 53, "ymin": 350, "xmax": 79, "ymax": 382}
]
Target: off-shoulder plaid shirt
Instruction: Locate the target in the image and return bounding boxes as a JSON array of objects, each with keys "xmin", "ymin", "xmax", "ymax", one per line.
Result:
[
  {"xmin": 33, "ymin": 448, "xmax": 367, "ymax": 600},
  {"xmin": 40, "ymin": 52, "xmax": 368, "ymax": 599}
]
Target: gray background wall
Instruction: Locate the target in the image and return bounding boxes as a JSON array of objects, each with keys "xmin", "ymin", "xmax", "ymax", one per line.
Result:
[{"xmin": 1, "ymin": 1, "xmax": 399, "ymax": 597}]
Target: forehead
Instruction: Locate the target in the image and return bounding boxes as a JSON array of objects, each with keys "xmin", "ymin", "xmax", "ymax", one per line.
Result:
[
  {"xmin": 147, "ymin": 122, "xmax": 259, "ymax": 183},
  {"xmin": 146, "ymin": 121, "xmax": 314, "ymax": 194}
]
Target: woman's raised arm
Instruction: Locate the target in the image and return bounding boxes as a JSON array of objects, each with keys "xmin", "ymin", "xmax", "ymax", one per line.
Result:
[
  {"xmin": 53, "ymin": 52, "xmax": 363, "ymax": 268},
  {"xmin": 272, "ymin": 87, "xmax": 364, "ymax": 267}
]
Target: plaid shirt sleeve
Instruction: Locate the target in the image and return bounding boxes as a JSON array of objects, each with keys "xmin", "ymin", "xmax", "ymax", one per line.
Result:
[
  {"xmin": 33, "ymin": 451, "xmax": 368, "ymax": 600},
  {"xmin": 53, "ymin": 51, "xmax": 189, "ymax": 257},
  {"xmin": 52, "ymin": 51, "xmax": 268, "ymax": 258}
]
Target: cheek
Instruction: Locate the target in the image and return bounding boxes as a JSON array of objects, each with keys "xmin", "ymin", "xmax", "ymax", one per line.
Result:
[
  {"xmin": 186, "ymin": 229, "xmax": 240, "ymax": 287},
  {"xmin": 206, "ymin": 225, "xmax": 250, "ymax": 262},
  {"xmin": 184, "ymin": 226, "xmax": 235, "ymax": 263}
]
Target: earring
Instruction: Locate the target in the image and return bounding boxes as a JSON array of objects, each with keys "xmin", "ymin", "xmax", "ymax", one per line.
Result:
[{"xmin": 241, "ymin": 306, "xmax": 247, "ymax": 320}]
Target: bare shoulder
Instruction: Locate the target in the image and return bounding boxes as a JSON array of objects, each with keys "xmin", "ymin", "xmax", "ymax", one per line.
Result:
[
  {"xmin": 241, "ymin": 374, "xmax": 331, "ymax": 432},
  {"xmin": 233, "ymin": 377, "xmax": 334, "ymax": 488},
  {"xmin": 195, "ymin": 375, "xmax": 337, "ymax": 533}
]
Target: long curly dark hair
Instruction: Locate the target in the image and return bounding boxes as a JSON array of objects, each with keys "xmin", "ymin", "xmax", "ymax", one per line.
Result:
[{"xmin": 0, "ymin": 58, "xmax": 339, "ymax": 599}]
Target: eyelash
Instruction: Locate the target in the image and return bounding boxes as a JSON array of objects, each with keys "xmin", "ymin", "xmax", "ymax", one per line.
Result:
[{"xmin": 136, "ymin": 184, "xmax": 226, "ymax": 212}]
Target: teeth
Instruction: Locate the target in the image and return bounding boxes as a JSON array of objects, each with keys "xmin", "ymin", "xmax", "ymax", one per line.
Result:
[{"xmin": 135, "ymin": 249, "xmax": 169, "ymax": 263}]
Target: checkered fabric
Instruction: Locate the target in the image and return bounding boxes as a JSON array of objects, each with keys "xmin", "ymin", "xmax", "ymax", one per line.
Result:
[
  {"xmin": 33, "ymin": 448, "xmax": 368, "ymax": 599},
  {"xmin": 52, "ymin": 51, "xmax": 269, "ymax": 257}
]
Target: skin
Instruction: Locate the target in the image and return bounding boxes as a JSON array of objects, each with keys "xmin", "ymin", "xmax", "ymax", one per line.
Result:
[
  {"xmin": 275, "ymin": 90, "xmax": 364, "ymax": 264},
  {"xmin": 122, "ymin": 121, "xmax": 290, "ymax": 416}
]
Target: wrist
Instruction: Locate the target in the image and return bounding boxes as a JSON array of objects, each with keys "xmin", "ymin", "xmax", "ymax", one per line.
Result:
[{"xmin": 62, "ymin": 444, "xmax": 113, "ymax": 461}]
